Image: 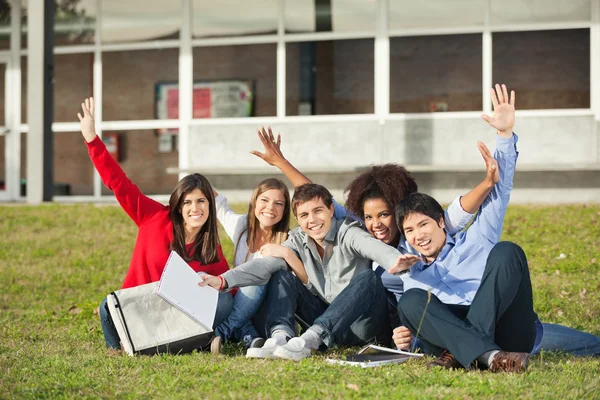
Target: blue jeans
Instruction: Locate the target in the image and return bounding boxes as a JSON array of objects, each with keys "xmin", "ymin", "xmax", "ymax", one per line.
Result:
[
  {"xmin": 264, "ymin": 269, "xmax": 391, "ymax": 348},
  {"xmin": 99, "ymin": 292, "xmax": 234, "ymax": 350},
  {"xmin": 537, "ymin": 323, "xmax": 600, "ymax": 356},
  {"xmin": 214, "ymin": 284, "xmax": 266, "ymax": 343}
]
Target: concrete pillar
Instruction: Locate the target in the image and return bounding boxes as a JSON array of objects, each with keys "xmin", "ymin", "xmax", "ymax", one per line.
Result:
[{"xmin": 26, "ymin": 1, "xmax": 45, "ymax": 204}]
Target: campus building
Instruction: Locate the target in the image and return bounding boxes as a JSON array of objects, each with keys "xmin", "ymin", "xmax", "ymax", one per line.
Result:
[{"xmin": 0, "ymin": 0, "xmax": 599, "ymax": 204}]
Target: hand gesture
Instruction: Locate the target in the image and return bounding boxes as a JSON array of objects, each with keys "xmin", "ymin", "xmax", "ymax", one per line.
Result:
[
  {"xmin": 250, "ymin": 126, "xmax": 287, "ymax": 167},
  {"xmin": 198, "ymin": 274, "xmax": 223, "ymax": 290},
  {"xmin": 260, "ymin": 243, "xmax": 288, "ymax": 259},
  {"xmin": 77, "ymin": 97, "xmax": 97, "ymax": 143},
  {"xmin": 481, "ymin": 84, "xmax": 515, "ymax": 138},
  {"xmin": 392, "ymin": 326, "xmax": 414, "ymax": 351},
  {"xmin": 389, "ymin": 254, "xmax": 421, "ymax": 275},
  {"xmin": 477, "ymin": 141, "xmax": 499, "ymax": 185}
]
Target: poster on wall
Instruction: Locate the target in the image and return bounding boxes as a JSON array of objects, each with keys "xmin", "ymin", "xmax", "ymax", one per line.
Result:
[{"xmin": 155, "ymin": 80, "xmax": 253, "ymax": 135}]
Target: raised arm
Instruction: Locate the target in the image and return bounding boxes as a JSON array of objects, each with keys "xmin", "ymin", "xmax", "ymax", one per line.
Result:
[
  {"xmin": 467, "ymin": 84, "xmax": 518, "ymax": 245},
  {"xmin": 214, "ymin": 194, "xmax": 247, "ymax": 243},
  {"xmin": 78, "ymin": 98, "xmax": 164, "ymax": 226},
  {"xmin": 250, "ymin": 127, "xmax": 312, "ymax": 187}
]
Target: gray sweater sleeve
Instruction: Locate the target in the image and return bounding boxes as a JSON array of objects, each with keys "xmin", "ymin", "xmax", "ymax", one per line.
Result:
[
  {"xmin": 345, "ymin": 225, "xmax": 401, "ymax": 270},
  {"xmin": 221, "ymin": 257, "xmax": 288, "ymax": 288}
]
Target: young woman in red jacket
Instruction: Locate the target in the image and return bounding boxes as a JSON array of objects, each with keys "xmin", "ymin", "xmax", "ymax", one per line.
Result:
[{"xmin": 77, "ymin": 98, "xmax": 233, "ymax": 351}]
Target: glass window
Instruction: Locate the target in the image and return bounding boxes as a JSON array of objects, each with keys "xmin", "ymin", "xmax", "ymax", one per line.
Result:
[
  {"xmin": 390, "ymin": 34, "xmax": 482, "ymax": 113},
  {"xmin": 390, "ymin": 0, "xmax": 485, "ymax": 30},
  {"xmin": 284, "ymin": 0, "xmax": 375, "ymax": 33},
  {"xmin": 102, "ymin": 48, "xmax": 179, "ymax": 121},
  {"xmin": 286, "ymin": 39, "xmax": 374, "ymax": 116},
  {"xmin": 98, "ymin": 130, "xmax": 178, "ymax": 195},
  {"xmin": 21, "ymin": 0, "xmax": 97, "ymax": 48},
  {"xmin": 0, "ymin": 2, "xmax": 10, "ymax": 50},
  {"xmin": 490, "ymin": 0, "xmax": 591, "ymax": 25},
  {"xmin": 53, "ymin": 132, "xmax": 95, "ymax": 195},
  {"xmin": 192, "ymin": 0, "xmax": 278, "ymax": 38},
  {"xmin": 54, "ymin": 54, "xmax": 93, "ymax": 122},
  {"xmin": 192, "ymin": 44, "xmax": 277, "ymax": 118},
  {"xmin": 493, "ymin": 29, "xmax": 590, "ymax": 110},
  {"xmin": 101, "ymin": 0, "xmax": 180, "ymax": 43}
]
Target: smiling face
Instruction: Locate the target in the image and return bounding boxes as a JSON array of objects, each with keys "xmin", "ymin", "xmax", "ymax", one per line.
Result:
[
  {"xmin": 254, "ymin": 188, "xmax": 286, "ymax": 229},
  {"xmin": 363, "ymin": 197, "xmax": 400, "ymax": 246},
  {"xmin": 295, "ymin": 197, "xmax": 335, "ymax": 246},
  {"xmin": 180, "ymin": 188, "xmax": 209, "ymax": 237},
  {"xmin": 402, "ymin": 212, "xmax": 447, "ymax": 263}
]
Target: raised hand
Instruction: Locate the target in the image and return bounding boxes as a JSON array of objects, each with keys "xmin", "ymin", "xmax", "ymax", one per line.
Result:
[
  {"xmin": 389, "ymin": 254, "xmax": 421, "ymax": 275},
  {"xmin": 77, "ymin": 97, "xmax": 97, "ymax": 143},
  {"xmin": 477, "ymin": 141, "xmax": 499, "ymax": 185},
  {"xmin": 250, "ymin": 126, "xmax": 287, "ymax": 167},
  {"xmin": 481, "ymin": 84, "xmax": 515, "ymax": 138}
]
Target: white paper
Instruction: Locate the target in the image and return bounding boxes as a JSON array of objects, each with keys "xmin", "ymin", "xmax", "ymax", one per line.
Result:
[{"xmin": 156, "ymin": 251, "xmax": 219, "ymax": 330}]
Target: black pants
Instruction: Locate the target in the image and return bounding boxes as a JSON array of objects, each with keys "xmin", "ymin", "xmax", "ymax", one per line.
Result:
[{"xmin": 398, "ymin": 241, "xmax": 537, "ymax": 367}]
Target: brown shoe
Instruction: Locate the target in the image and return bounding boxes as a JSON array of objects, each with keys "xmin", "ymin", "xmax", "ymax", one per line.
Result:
[
  {"xmin": 489, "ymin": 351, "xmax": 530, "ymax": 373},
  {"xmin": 427, "ymin": 350, "xmax": 463, "ymax": 370}
]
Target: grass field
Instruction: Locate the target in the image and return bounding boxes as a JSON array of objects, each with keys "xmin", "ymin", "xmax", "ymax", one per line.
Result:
[{"xmin": 1, "ymin": 203, "xmax": 599, "ymax": 399}]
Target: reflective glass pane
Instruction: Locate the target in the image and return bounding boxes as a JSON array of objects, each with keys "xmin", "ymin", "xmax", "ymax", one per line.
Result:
[
  {"xmin": 284, "ymin": 0, "xmax": 375, "ymax": 33},
  {"xmin": 98, "ymin": 130, "xmax": 178, "ymax": 195},
  {"xmin": 390, "ymin": 34, "xmax": 482, "ymax": 113},
  {"xmin": 286, "ymin": 39, "xmax": 374, "ymax": 116},
  {"xmin": 54, "ymin": 54, "xmax": 93, "ymax": 122},
  {"xmin": 0, "ymin": 1, "xmax": 10, "ymax": 50},
  {"xmin": 490, "ymin": 0, "xmax": 591, "ymax": 25},
  {"xmin": 390, "ymin": 0, "xmax": 485, "ymax": 30},
  {"xmin": 102, "ymin": 48, "xmax": 179, "ymax": 120},
  {"xmin": 22, "ymin": 0, "xmax": 97, "ymax": 48},
  {"xmin": 192, "ymin": 0, "xmax": 278, "ymax": 38},
  {"xmin": 53, "ymin": 132, "xmax": 94, "ymax": 195},
  {"xmin": 493, "ymin": 29, "xmax": 590, "ymax": 110},
  {"xmin": 192, "ymin": 44, "xmax": 277, "ymax": 118},
  {"xmin": 101, "ymin": 0, "xmax": 180, "ymax": 43}
]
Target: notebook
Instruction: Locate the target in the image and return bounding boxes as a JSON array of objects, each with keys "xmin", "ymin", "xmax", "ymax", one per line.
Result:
[
  {"xmin": 326, "ymin": 344, "xmax": 423, "ymax": 368},
  {"xmin": 156, "ymin": 251, "xmax": 219, "ymax": 331}
]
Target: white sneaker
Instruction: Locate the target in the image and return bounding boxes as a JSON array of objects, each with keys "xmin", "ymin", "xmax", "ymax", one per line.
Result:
[
  {"xmin": 246, "ymin": 337, "xmax": 284, "ymax": 359},
  {"xmin": 273, "ymin": 337, "xmax": 313, "ymax": 361}
]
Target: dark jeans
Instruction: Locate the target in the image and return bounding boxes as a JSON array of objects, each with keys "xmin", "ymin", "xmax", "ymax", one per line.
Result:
[
  {"xmin": 398, "ymin": 241, "xmax": 537, "ymax": 367},
  {"xmin": 261, "ymin": 269, "xmax": 391, "ymax": 348}
]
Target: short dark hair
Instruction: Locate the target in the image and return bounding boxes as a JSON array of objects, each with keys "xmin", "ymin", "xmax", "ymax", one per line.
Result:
[
  {"xmin": 396, "ymin": 192, "xmax": 445, "ymax": 234},
  {"xmin": 292, "ymin": 183, "xmax": 333, "ymax": 217}
]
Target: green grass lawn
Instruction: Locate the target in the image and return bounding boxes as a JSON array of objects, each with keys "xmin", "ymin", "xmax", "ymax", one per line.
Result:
[{"xmin": 1, "ymin": 204, "xmax": 599, "ymax": 399}]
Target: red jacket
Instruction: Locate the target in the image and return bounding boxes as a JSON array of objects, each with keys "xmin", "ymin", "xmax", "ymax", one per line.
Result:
[{"xmin": 87, "ymin": 136, "xmax": 230, "ymax": 289}]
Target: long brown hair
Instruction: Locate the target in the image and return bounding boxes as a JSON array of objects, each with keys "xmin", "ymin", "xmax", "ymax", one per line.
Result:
[
  {"xmin": 238, "ymin": 178, "xmax": 290, "ymax": 261},
  {"xmin": 169, "ymin": 173, "xmax": 220, "ymax": 264}
]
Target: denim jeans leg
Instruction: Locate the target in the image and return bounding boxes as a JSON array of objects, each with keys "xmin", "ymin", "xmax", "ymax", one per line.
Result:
[
  {"xmin": 214, "ymin": 285, "xmax": 266, "ymax": 340},
  {"xmin": 99, "ymin": 297, "xmax": 121, "ymax": 349},
  {"xmin": 311, "ymin": 269, "xmax": 391, "ymax": 348},
  {"xmin": 212, "ymin": 292, "xmax": 234, "ymax": 328},
  {"xmin": 538, "ymin": 323, "xmax": 600, "ymax": 356},
  {"xmin": 265, "ymin": 270, "xmax": 326, "ymax": 338}
]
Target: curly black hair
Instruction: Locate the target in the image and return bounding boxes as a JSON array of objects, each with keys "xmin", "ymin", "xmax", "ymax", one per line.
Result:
[{"xmin": 344, "ymin": 164, "xmax": 418, "ymax": 219}]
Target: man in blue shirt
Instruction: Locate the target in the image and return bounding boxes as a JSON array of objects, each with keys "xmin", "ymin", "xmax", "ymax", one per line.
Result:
[{"xmin": 396, "ymin": 84, "xmax": 537, "ymax": 372}]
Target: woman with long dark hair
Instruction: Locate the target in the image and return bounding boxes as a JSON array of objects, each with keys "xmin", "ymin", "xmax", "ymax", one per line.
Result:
[{"xmin": 77, "ymin": 98, "xmax": 233, "ymax": 352}]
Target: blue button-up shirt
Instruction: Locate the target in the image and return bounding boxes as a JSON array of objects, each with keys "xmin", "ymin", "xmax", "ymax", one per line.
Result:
[{"xmin": 401, "ymin": 134, "xmax": 518, "ymax": 305}]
